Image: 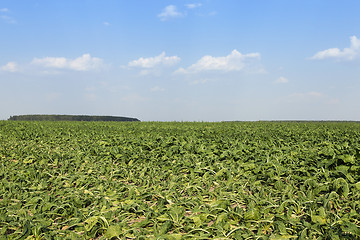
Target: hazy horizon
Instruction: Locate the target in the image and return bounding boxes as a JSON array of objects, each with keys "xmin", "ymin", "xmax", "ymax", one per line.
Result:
[{"xmin": 1, "ymin": 1, "xmax": 360, "ymax": 121}]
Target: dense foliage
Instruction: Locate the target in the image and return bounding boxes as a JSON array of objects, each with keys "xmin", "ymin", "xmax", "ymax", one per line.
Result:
[
  {"xmin": 8, "ymin": 115, "xmax": 140, "ymax": 122},
  {"xmin": 0, "ymin": 121, "xmax": 360, "ymax": 239}
]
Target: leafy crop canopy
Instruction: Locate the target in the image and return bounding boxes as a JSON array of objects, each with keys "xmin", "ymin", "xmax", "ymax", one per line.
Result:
[{"xmin": 0, "ymin": 121, "xmax": 360, "ymax": 238}]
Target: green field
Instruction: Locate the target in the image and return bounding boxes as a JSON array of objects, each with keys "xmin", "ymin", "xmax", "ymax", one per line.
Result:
[{"xmin": 1, "ymin": 121, "xmax": 360, "ymax": 239}]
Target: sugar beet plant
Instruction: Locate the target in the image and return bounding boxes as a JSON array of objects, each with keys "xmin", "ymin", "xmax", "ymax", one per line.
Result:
[{"xmin": 0, "ymin": 121, "xmax": 360, "ymax": 239}]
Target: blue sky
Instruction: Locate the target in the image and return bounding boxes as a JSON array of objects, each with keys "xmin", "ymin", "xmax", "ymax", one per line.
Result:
[{"xmin": 1, "ymin": 0, "xmax": 360, "ymax": 121}]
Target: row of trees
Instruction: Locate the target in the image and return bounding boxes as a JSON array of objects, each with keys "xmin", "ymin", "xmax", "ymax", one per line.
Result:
[{"xmin": 8, "ymin": 115, "xmax": 140, "ymax": 122}]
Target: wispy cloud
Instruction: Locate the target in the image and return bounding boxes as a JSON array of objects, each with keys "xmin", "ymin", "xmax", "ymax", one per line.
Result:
[
  {"xmin": 281, "ymin": 91, "xmax": 338, "ymax": 105},
  {"xmin": 1, "ymin": 8, "xmax": 17, "ymax": 24},
  {"xmin": 1, "ymin": 14, "xmax": 16, "ymax": 24},
  {"xmin": 208, "ymin": 11, "xmax": 217, "ymax": 16},
  {"xmin": 121, "ymin": 94, "xmax": 149, "ymax": 102},
  {"xmin": 31, "ymin": 54, "xmax": 105, "ymax": 71},
  {"xmin": 311, "ymin": 36, "xmax": 360, "ymax": 61},
  {"xmin": 286, "ymin": 91, "xmax": 339, "ymax": 105},
  {"xmin": 275, "ymin": 76, "xmax": 288, "ymax": 84},
  {"xmin": 1, "ymin": 62, "xmax": 18, "ymax": 72},
  {"xmin": 158, "ymin": 5, "xmax": 183, "ymax": 21},
  {"xmin": 175, "ymin": 49, "xmax": 261, "ymax": 74},
  {"xmin": 189, "ymin": 78, "xmax": 211, "ymax": 85},
  {"xmin": 150, "ymin": 86, "xmax": 166, "ymax": 92},
  {"xmin": 84, "ymin": 93, "xmax": 97, "ymax": 101},
  {"xmin": 103, "ymin": 21, "xmax": 110, "ymax": 26},
  {"xmin": 290, "ymin": 91, "xmax": 325, "ymax": 98},
  {"xmin": 128, "ymin": 52, "xmax": 180, "ymax": 69},
  {"xmin": 185, "ymin": 3, "xmax": 202, "ymax": 9}
]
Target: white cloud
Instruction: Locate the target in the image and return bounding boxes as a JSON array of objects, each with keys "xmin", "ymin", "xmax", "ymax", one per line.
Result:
[
  {"xmin": 1, "ymin": 8, "xmax": 16, "ymax": 24},
  {"xmin": 311, "ymin": 36, "xmax": 360, "ymax": 61},
  {"xmin": 158, "ymin": 5, "xmax": 183, "ymax": 21},
  {"xmin": 275, "ymin": 76, "xmax": 288, "ymax": 84},
  {"xmin": 1, "ymin": 15, "xmax": 16, "ymax": 24},
  {"xmin": 1, "ymin": 62, "xmax": 18, "ymax": 72},
  {"xmin": 103, "ymin": 21, "xmax": 110, "ymax": 26},
  {"xmin": 185, "ymin": 3, "xmax": 202, "ymax": 9},
  {"xmin": 175, "ymin": 49, "xmax": 261, "ymax": 74},
  {"xmin": 32, "ymin": 57, "xmax": 67, "ymax": 68},
  {"xmin": 128, "ymin": 52, "xmax": 180, "ymax": 69},
  {"xmin": 150, "ymin": 86, "xmax": 166, "ymax": 92},
  {"xmin": 31, "ymin": 54, "xmax": 104, "ymax": 71}
]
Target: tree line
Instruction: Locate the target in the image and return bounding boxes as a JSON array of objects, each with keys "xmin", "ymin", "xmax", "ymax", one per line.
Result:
[{"xmin": 8, "ymin": 115, "xmax": 140, "ymax": 122}]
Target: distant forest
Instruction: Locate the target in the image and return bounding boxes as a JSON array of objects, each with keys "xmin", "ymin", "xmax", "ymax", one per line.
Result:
[{"xmin": 8, "ymin": 115, "xmax": 140, "ymax": 122}]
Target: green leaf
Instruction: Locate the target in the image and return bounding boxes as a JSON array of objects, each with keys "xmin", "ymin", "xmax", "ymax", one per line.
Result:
[
  {"xmin": 215, "ymin": 213, "xmax": 228, "ymax": 226},
  {"xmin": 84, "ymin": 216, "xmax": 108, "ymax": 232},
  {"xmin": 311, "ymin": 215, "xmax": 327, "ymax": 225},
  {"xmin": 342, "ymin": 155, "xmax": 356, "ymax": 164},
  {"xmin": 105, "ymin": 225, "xmax": 122, "ymax": 239},
  {"xmin": 333, "ymin": 178, "xmax": 349, "ymax": 197},
  {"xmin": 270, "ymin": 234, "xmax": 297, "ymax": 240},
  {"xmin": 158, "ymin": 220, "xmax": 172, "ymax": 235},
  {"xmin": 191, "ymin": 216, "xmax": 202, "ymax": 228},
  {"xmin": 244, "ymin": 208, "xmax": 260, "ymax": 221},
  {"xmin": 23, "ymin": 156, "xmax": 35, "ymax": 164},
  {"xmin": 157, "ymin": 214, "xmax": 170, "ymax": 222},
  {"xmin": 166, "ymin": 233, "xmax": 183, "ymax": 240},
  {"xmin": 340, "ymin": 221, "xmax": 360, "ymax": 236}
]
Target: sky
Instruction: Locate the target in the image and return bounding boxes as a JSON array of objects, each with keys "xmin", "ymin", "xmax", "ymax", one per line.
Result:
[{"xmin": 1, "ymin": 0, "xmax": 360, "ymax": 121}]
